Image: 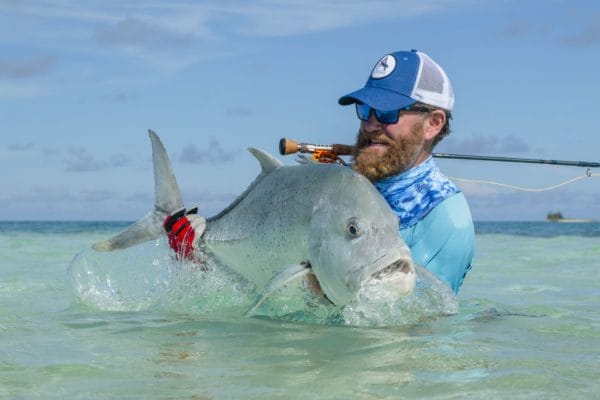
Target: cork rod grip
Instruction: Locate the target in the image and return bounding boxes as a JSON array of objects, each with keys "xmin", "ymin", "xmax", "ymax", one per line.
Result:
[{"xmin": 278, "ymin": 138, "xmax": 355, "ymax": 156}]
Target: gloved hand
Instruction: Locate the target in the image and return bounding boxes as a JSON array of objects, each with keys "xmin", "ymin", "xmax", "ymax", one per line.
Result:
[{"xmin": 163, "ymin": 207, "xmax": 206, "ymax": 260}]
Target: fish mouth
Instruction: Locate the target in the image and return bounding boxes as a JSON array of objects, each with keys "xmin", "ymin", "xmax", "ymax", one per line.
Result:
[
  {"xmin": 370, "ymin": 259, "xmax": 413, "ymax": 279},
  {"xmin": 312, "ymin": 255, "xmax": 415, "ymax": 306},
  {"xmin": 365, "ymin": 258, "xmax": 416, "ymax": 296},
  {"xmin": 350, "ymin": 255, "xmax": 413, "ymax": 278}
]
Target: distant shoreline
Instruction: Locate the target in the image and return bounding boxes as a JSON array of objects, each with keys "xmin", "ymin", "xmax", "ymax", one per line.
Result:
[{"xmin": 550, "ymin": 218, "xmax": 598, "ymax": 223}]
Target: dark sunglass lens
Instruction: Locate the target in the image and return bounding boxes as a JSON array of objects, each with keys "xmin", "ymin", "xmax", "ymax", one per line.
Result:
[
  {"xmin": 355, "ymin": 103, "xmax": 371, "ymax": 121},
  {"xmin": 375, "ymin": 109, "xmax": 400, "ymax": 124},
  {"xmin": 355, "ymin": 104, "xmax": 401, "ymax": 124}
]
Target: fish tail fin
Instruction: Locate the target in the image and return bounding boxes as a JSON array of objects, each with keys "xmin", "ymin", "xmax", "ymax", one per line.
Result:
[{"xmin": 92, "ymin": 130, "xmax": 186, "ymax": 251}]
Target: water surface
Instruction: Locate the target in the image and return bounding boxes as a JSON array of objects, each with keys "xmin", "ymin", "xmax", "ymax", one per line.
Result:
[{"xmin": 0, "ymin": 221, "xmax": 598, "ymax": 399}]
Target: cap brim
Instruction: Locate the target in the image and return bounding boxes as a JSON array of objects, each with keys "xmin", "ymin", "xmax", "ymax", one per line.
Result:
[{"xmin": 338, "ymin": 86, "xmax": 416, "ymax": 111}]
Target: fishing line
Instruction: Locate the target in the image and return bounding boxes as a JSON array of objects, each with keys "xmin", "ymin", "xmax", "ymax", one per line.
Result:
[{"xmin": 448, "ymin": 170, "xmax": 600, "ymax": 192}]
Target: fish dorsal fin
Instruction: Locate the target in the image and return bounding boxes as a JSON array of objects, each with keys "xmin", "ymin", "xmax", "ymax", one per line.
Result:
[{"xmin": 248, "ymin": 147, "xmax": 282, "ymax": 173}]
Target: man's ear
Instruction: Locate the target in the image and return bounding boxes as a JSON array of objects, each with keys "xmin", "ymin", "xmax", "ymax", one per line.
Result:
[{"xmin": 423, "ymin": 110, "xmax": 446, "ymax": 141}]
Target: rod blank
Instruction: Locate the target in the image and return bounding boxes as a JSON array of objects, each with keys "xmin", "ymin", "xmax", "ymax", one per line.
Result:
[{"xmin": 431, "ymin": 153, "xmax": 600, "ymax": 168}]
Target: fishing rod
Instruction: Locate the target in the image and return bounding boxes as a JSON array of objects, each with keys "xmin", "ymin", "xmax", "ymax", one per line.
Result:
[{"xmin": 279, "ymin": 138, "xmax": 600, "ymax": 168}]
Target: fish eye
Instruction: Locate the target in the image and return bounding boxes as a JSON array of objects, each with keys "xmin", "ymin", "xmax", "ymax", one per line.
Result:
[{"xmin": 346, "ymin": 220, "xmax": 361, "ymax": 238}]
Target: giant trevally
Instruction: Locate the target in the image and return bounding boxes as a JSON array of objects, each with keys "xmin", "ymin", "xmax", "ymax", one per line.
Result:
[{"xmin": 93, "ymin": 130, "xmax": 415, "ymax": 310}]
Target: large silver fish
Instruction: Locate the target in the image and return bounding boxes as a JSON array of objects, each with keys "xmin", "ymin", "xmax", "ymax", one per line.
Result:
[{"xmin": 93, "ymin": 130, "xmax": 415, "ymax": 310}]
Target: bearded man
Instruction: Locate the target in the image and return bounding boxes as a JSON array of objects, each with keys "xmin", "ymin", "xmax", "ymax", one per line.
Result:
[{"xmin": 338, "ymin": 50, "xmax": 474, "ymax": 293}]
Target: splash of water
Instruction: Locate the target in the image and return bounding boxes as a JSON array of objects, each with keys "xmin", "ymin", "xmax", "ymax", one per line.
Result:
[
  {"xmin": 68, "ymin": 239, "xmax": 254, "ymax": 314},
  {"xmin": 69, "ymin": 241, "xmax": 456, "ymax": 326},
  {"xmin": 68, "ymin": 239, "xmax": 171, "ymax": 311},
  {"xmin": 339, "ymin": 266, "xmax": 458, "ymax": 326}
]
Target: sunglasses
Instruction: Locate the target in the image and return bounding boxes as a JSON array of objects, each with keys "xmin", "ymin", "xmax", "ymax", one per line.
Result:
[{"xmin": 355, "ymin": 103, "xmax": 432, "ymax": 124}]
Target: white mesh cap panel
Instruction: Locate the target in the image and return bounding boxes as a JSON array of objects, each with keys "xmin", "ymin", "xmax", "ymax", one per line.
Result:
[{"xmin": 411, "ymin": 52, "xmax": 454, "ymax": 111}]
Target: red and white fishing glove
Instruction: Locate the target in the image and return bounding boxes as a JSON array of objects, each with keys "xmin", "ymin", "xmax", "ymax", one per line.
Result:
[{"xmin": 163, "ymin": 207, "xmax": 206, "ymax": 260}]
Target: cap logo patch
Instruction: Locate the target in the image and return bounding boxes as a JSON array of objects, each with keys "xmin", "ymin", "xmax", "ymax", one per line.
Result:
[{"xmin": 371, "ymin": 55, "xmax": 396, "ymax": 79}]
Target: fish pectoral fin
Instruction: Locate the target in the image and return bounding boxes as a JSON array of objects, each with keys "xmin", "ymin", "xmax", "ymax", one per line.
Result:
[
  {"xmin": 92, "ymin": 210, "xmax": 165, "ymax": 251},
  {"xmin": 245, "ymin": 262, "xmax": 311, "ymax": 317}
]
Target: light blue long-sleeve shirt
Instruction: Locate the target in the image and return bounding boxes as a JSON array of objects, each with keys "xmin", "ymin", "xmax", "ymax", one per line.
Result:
[
  {"xmin": 373, "ymin": 158, "xmax": 475, "ymax": 293},
  {"xmin": 400, "ymin": 193, "xmax": 474, "ymax": 293}
]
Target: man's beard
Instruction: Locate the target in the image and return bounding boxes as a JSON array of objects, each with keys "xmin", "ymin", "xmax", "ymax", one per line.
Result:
[{"xmin": 352, "ymin": 124, "xmax": 424, "ymax": 182}]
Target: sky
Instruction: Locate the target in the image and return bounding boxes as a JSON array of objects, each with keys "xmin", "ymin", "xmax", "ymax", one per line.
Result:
[{"xmin": 1, "ymin": 0, "xmax": 599, "ymax": 221}]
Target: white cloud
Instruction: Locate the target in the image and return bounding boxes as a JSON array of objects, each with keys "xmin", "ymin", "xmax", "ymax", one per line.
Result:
[
  {"xmin": 100, "ymin": 90, "xmax": 138, "ymax": 103},
  {"xmin": 0, "ymin": 184, "xmax": 238, "ymax": 220},
  {"xmin": 63, "ymin": 147, "xmax": 106, "ymax": 172},
  {"xmin": 0, "ymin": 81, "xmax": 52, "ymax": 99},
  {"xmin": 0, "ymin": 56, "xmax": 55, "ymax": 79},
  {"xmin": 179, "ymin": 138, "xmax": 239, "ymax": 164},
  {"xmin": 93, "ymin": 17, "xmax": 194, "ymax": 50},
  {"xmin": 222, "ymin": 0, "xmax": 450, "ymax": 36},
  {"xmin": 439, "ymin": 133, "xmax": 534, "ymax": 155},
  {"xmin": 561, "ymin": 14, "xmax": 600, "ymax": 46},
  {"xmin": 5, "ymin": 1, "xmax": 460, "ymax": 36},
  {"xmin": 466, "ymin": 189, "xmax": 600, "ymax": 221},
  {"xmin": 7, "ymin": 142, "xmax": 35, "ymax": 151},
  {"xmin": 0, "ymin": 0, "xmax": 468, "ymax": 72}
]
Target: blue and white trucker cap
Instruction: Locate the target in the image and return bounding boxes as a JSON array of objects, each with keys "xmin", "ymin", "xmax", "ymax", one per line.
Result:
[{"xmin": 338, "ymin": 49, "xmax": 454, "ymax": 112}]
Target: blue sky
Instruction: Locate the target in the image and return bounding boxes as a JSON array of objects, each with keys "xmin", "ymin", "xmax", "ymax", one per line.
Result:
[{"xmin": 1, "ymin": 0, "xmax": 599, "ymax": 221}]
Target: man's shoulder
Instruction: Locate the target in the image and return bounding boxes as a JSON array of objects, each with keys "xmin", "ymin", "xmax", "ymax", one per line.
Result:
[
  {"xmin": 429, "ymin": 192, "xmax": 474, "ymax": 230},
  {"xmin": 409, "ymin": 192, "xmax": 473, "ymax": 235}
]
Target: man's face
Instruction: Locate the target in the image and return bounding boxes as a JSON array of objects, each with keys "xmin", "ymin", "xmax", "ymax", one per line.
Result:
[{"xmin": 352, "ymin": 110, "xmax": 428, "ymax": 182}]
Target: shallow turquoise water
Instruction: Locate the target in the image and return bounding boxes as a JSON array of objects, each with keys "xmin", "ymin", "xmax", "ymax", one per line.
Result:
[{"xmin": 0, "ymin": 221, "xmax": 598, "ymax": 399}]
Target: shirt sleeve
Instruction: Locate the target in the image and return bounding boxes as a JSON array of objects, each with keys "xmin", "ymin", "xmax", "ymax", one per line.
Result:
[{"xmin": 400, "ymin": 192, "xmax": 475, "ymax": 293}]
